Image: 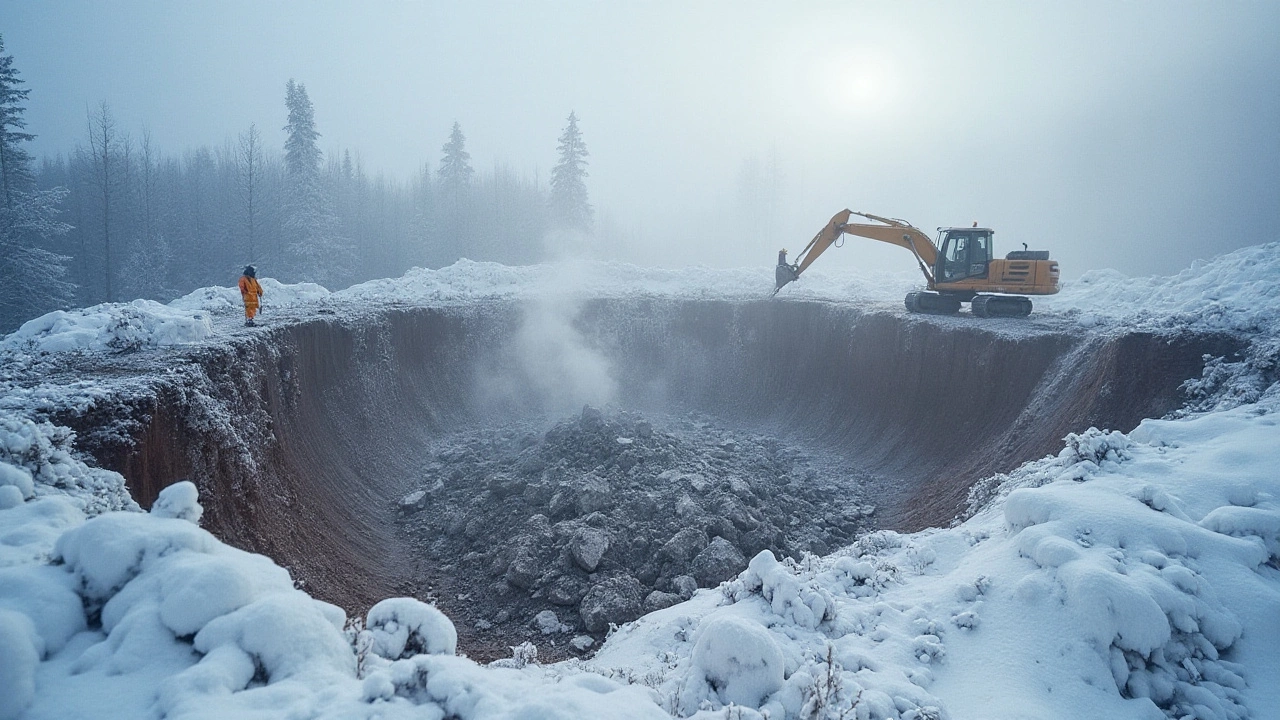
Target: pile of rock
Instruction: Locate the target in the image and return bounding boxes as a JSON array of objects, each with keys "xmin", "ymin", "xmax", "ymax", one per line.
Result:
[{"xmin": 396, "ymin": 406, "xmax": 874, "ymax": 658}]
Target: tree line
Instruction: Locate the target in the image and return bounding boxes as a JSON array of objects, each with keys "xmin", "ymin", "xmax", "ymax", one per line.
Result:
[{"xmin": 0, "ymin": 36, "xmax": 594, "ymax": 332}]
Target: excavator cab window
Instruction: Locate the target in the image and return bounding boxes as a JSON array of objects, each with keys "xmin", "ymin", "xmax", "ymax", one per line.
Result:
[{"xmin": 939, "ymin": 230, "xmax": 991, "ymax": 282}]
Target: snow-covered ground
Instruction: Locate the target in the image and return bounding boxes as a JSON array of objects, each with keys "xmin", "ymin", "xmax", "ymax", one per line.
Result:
[
  {"xmin": 1, "ymin": 243, "xmax": 1278, "ymax": 719},
  {"xmin": 5, "ymin": 243, "xmax": 1279, "ymax": 356}
]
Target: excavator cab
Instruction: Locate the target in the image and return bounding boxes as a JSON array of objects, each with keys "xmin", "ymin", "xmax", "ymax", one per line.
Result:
[{"xmin": 937, "ymin": 228, "xmax": 992, "ymax": 282}]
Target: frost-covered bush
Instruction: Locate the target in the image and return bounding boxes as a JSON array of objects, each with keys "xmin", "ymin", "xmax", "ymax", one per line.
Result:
[
  {"xmin": 366, "ymin": 597, "xmax": 457, "ymax": 660},
  {"xmin": 1006, "ymin": 480, "xmax": 1252, "ymax": 719},
  {"xmin": 1061, "ymin": 427, "xmax": 1133, "ymax": 466},
  {"xmin": 964, "ymin": 427, "xmax": 1134, "ymax": 520},
  {"xmin": 725, "ymin": 551, "xmax": 835, "ymax": 630},
  {"xmin": 679, "ymin": 616, "xmax": 785, "ymax": 712},
  {"xmin": 0, "ymin": 416, "xmax": 135, "ymax": 515},
  {"xmin": 149, "ymin": 480, "xmax": 203, "ymax": 523},
  {"xmin": 1179, "ymin": 338, "xmax": 1280, "ymax": 415}
]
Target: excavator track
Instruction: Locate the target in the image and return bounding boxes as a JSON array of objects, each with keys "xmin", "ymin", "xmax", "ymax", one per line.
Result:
[
  {"xmin": 971, "ymin": 294, "xmax": 1033, "ymax": 318},
  {"xmin": 904, "ymin": 291, "xmax": 962, "ymax": 315}
]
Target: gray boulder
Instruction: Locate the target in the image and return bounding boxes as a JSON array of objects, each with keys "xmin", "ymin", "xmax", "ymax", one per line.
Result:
[
  {"xmin": 659, "ymin": 527, "xmax": 709, "ymax": 564},
  {"xmin": 671, "ymin": 574, "xmax": 698, "ymax": 599},
  {"xmin": 691, "ymin": 537, "xmax": 748, "ymax": 587},
  {"xmin": 644, "ymin": 591, "xmax": 683, "ymax": 613},
  {"xmin": 505, "ymin": 547, "xmax": 540, "ymax": 589},
  {"xmin": 577, "ymin": 476, "xmax": 612, "ymax": 515},
  {"xmin": 571, "ymin": 528, "xmax": 610, "ymax": 572},
  {"xmin": 546, "ymin": 576, "xmax": 588, "ymax": 606},
  {"xmin": 534, "ymin": 609, "xmax": 565, "ymax": 635},
  {"xmin": 579, "ymin": 575, "xmax": 644, "ymax": 633}
]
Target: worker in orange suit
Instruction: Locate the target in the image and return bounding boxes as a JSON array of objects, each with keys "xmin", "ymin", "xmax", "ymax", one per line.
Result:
[{"xmin": 238, "ymin": 265, "xmax": 264, "ymax": 326}]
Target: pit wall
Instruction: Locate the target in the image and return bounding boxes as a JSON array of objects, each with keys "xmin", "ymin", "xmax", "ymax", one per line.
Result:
[{"xmin": 64, "ymin": 299, "xmax": 1240, "ymax": 613}]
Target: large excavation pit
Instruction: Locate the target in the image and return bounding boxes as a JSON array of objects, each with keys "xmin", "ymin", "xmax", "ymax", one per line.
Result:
[{"xmin": 68, "ymin": 298, "xmax": 1241, "ymax": 661}]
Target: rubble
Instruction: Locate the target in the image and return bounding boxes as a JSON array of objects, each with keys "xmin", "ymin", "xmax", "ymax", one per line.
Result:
[{"xmin": 396, "ymin": 406, "xmax": 874, "ymax": 659}]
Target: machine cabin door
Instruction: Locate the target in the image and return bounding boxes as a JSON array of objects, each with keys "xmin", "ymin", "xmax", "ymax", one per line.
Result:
[{"xmin": 938, "ymin": 230, "xmax": 992, "ymax": 282}]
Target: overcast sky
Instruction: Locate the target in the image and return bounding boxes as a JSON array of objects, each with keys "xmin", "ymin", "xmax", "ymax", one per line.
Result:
[{"xmin": 4, "ymin": 1, "xmax": 1278, "ymax": 277}]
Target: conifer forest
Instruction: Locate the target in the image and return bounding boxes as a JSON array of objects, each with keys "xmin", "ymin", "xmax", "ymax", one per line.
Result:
[{"xmin": 0, "ymin": 35, "xmax": 595, "ymax": 332}]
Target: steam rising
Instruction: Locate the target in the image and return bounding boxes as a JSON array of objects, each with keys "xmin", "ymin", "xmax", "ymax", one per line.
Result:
[
  {"xmin": 512, "ymin": 293, "xmax": 616, "ymax": 414},
  {"xmin": 475, "ymin": 261, "xmax": 616, "ymax": 417}
]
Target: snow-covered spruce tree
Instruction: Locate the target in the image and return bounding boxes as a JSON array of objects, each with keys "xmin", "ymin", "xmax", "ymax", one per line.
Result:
[
  {"xmin": 282, "ymin": 79, "xmax": 348, "ymax": 286},
  {"xmin": 548, "ymin": 111, "xmax": 592, "ymax": 233},
  {"xmin": 0, "ymin": 36, "xmax": 35, "ymax": 209},
  {"xmin": 0, "ymin": 35, "xmax": 74, "ymax": 332},
  {"xmin": 438, "ymin": 121, "xmax": 474, "ymax": 200},
  {"xmin": 436, "ymin": 121, "xmax": 474, "ymax": 260}
]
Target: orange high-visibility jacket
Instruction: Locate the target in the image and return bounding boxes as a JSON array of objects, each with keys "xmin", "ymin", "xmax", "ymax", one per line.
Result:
[{"xmin": 238, "ymin": 276, "xmax": 263, "ymax": 306}]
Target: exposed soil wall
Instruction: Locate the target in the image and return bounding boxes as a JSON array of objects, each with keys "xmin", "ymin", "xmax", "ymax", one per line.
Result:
[{"xmin": 64, "ymin": 299, "xmax": 1241, "ymax": 634}]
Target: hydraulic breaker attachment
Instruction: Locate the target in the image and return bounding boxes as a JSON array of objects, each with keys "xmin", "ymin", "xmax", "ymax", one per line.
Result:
[{"xmin": 774, "ymin": 249, "xmax": 799, "ymax": 295}]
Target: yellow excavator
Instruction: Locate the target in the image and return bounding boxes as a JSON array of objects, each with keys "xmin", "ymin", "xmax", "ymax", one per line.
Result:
[{"xmin": 774, "ymin": 209, "xmax": 1060, "ymax": 317}]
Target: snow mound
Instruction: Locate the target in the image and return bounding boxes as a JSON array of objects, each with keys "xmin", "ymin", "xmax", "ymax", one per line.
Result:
[
  {"xmin": 0, "ymin": 607, "xmax": 40, "ymax": 720},
  {"xmin": 0, "ymin": 299, "xmax": 214, "ymax": 354},
  {"xmin": 366, "ymin": 597, "xmax": 457, "ymax": 660},
  {"xmin": 1, "ymin": 277, "xmax": 329, "ymax": 356},
  {"xmin": 148, "ymin": 480, "xmax": 203, "ymax": 523},
  {"xmin": 168, "ymin": 277, "xmax": 330, "ymax": 314},
  {"xmin": 683, "ymin": 615, "xmax": 785, "ymax": 710},
  {"xmin": 1045, "ymin": 242, "xmax": 1280, "ymax": 335}
]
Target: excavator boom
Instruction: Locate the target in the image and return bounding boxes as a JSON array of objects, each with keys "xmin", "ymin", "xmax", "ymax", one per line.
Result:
[{"xmin": 775, "ymin": 210, "xmax": 937, "ymax": 293}]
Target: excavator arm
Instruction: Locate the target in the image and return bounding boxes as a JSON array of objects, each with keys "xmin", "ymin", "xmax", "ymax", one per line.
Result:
[{"xmin": 775, "ymin": 209, "xmax": 938, "ymax": 293}]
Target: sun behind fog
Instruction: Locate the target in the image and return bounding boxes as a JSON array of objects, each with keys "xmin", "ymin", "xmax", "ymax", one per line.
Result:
[{"xmin": 819, "ymin": 49, "xmax": 899, "ymax": 116}]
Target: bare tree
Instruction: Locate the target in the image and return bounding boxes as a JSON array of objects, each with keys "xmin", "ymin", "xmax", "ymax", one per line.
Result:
[
  {"xmin": 140, "ymin": 126, "xmax": 155, "ymax": 247},
  {"xmin": 237, "ymin": 123, "xmax": 262, "ymax": 262},
  {"xmin": 86, "ymin": 101, "xmax": 118, "ymax": 301}
]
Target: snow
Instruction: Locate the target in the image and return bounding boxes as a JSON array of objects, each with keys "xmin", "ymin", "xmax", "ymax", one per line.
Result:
[
  {"xmin": 0, "ymin": 243, "xmax": 1279, "ymax": 718},
  {"xmin": 0, "ymin": 300, "xmax": 215, "ymax": 354},
  {"xmin": 0, "ymin": 608, "xmax": 39, "ymax": 720},
  {"xmin": 0, "ymin": 278, "xmax": 329, "ymax": 356},
  {"xmin": 366, "ymin": 598, "xmax": 458, "ymax": 660},
  {"xmin": 0, "ymin": 417, "xmax": 135, "ymax": 516},
  {"xmin": 684, "ymin": 615, "xmax": 786, "ymax": 709},
  {"xmin": 1041, "ymin": 243, "xmax": 1280, "ymax": 335},
  {"xmin": 4, "ymin": 243, "xmax": 1278, "ymax": 360}
]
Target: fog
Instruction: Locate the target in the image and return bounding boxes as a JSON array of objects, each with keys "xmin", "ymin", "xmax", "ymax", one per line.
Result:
[{"xmin": 5, "ymin": 0, "xmax": 1279, "ymax": 279}]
